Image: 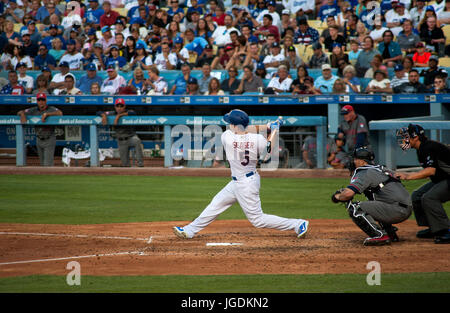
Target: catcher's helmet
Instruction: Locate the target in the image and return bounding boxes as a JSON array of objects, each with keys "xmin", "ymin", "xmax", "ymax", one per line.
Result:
[
  {"xmin": 224, "ymin": 109, "xmax": 249, "ymax": 128},
  {"xmin": 352, "ymin": 146, "xmax": 375, "ymax": 163}
]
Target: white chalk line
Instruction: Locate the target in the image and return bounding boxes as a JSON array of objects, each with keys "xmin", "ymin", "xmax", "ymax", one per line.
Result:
[
  {"xmin": 0, "ymin": 231, "xmax": 161, "ymax": 242},
  {"xmin": 0, "ymin": 251, "xmax": 148, "ymax": 266}
]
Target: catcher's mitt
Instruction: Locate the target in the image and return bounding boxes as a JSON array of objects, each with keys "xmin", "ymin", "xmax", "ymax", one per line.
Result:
[{"xmin": 331, "ymin": 188, "xmax": 346, "ymax": 203}]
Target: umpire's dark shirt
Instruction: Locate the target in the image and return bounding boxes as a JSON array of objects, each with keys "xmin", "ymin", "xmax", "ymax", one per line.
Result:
[{"xmin": 417, "ymin": 139, "xmax": 450, "ymax": 183}]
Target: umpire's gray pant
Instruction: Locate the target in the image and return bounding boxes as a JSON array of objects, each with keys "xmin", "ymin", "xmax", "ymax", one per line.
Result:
[
  {"xmin": 412, "ymin": 180, "xmax": 450, "ymax": 233},
  {"xmin": 117, "ymin": 135, "xmax": 144, "ymax": 167},
  {"xmin": 36, "ymin": 135, "xmax": 56, "ymax": 166},
  {"xmin": 360, "ymin": 201, "xmax": 412, "ymax": 225}
]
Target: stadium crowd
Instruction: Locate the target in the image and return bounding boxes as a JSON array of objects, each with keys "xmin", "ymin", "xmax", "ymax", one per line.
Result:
[{"xmin": 0, "ymin": 0, "xmax": 449, "ymax": 96}]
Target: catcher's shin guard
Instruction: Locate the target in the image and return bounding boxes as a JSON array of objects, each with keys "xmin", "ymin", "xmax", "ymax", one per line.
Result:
[{"xmin": 347, "ymin": 202, "xmax": 385, "ymax": 238}]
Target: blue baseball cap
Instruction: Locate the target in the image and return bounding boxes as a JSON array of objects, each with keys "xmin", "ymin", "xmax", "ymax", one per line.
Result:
[
  {"xmin": 101, "ymin": 26, "xmax": 110, "ymax": 33},
  {"xmin": 136, "ymin": 42, "xmax": 145, "ymax": 49},
  {"xmin": 332, "ymin": 42, "xmax": 342, "ymax": 48},
  {"xmin": 394, "ymin": 64, "xmax": 404, "ymax": 71},
  {"xmin": 49, "ymin": 24, "xmax": 58, "ymax": 29},
  {"xmin": 425, "ymin": 5, "xmax": 435, "ymax": 12},
  {"xmin": 67, "ymin": 39, "xmax": 76, "ymax": 45},
  {"xmin": 86, "ymin": 63, "xmax": 97, "ymax": 71},
  {"xmin": 256, "ymin": 62, "xmax": 265, "ymax": 69},
  {"xmin": 88, "ymin": 28, "xmax": 97, "ymax": 36},
  {"xmin": 59, "ymin": 61, "xmax": 69, "ymax": 67},
  {"xmin": 41, "ymin": 66, "xmax": 51, "ymax": 72},
  {"xmin": 187, "ymin": 77, "xmax": 198, "ymax": 84},
  {"xmin": 174, "ymin": 36, "xmax": 184, "ymax": 44},
  {"xmin": 266, "ymin": 0, "xmax": 276, "ymax": 7}
]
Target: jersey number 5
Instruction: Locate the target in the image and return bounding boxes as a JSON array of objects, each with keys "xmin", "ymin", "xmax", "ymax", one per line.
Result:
[{"xmin": 241, "ymin": 150, "xmax": 249, "ymax": 166}]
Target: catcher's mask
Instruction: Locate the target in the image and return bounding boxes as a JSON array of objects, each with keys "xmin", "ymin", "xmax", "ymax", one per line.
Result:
[{"xmin": 396, "ymin": 123, "xmax": 425, "ymax": 150}]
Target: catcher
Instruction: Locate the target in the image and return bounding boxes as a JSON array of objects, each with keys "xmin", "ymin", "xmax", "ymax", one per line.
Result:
[{"xmin": 331, "ymin": 147, "xmax": 412, "ymax": 246}]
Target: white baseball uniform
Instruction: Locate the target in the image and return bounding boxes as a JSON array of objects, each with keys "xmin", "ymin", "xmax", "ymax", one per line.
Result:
[{"xmin": 181, "ymin": 129, "xmax": 307, "ymax": 238}]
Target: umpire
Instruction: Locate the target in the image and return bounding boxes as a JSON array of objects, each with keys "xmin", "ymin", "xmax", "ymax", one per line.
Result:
[
  {"xmin": 100, "ymin": 98, "xmax": 144, "ymax": 167},
  {"xmin": 396, "ymin": 124, "xmax": 450, "ymax": 244},
  {"xmin": 332, "ymin": 147, "xmax": 412, "ymax": 246},
  {"xmin": 17, "ymin": 93, "xmax": 63, "ymax": 166}
]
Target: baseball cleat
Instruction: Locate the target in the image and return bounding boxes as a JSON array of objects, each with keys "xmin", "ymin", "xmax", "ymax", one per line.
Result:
[
  {"xmin": 297, "ymin": 221, "xmax": 309, "ymax": 238},
  {"xmin": 363, "ymin": 235, "xmax": 391, "ymax": 246},
  {"xmin": 416, "ymin": 228, "xmax": 434, "ymax": 239},
  {"xmin": 173, "ymin": 226, "xmax": 189, "ymax": 239}
]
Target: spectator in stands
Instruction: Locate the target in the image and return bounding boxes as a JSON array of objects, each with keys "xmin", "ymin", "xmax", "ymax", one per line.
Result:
[
  {"xmin": 308, "ymin": 42, "xmax": 329, "ymax": 69},
  {"xmin": 41, "ymin": 24, "xmax": 66, "ymax": 51},
  {"xmin": 1, "ymin": 19, "xmax": 21, "ymax": 47},
  {"xmin": 332, "ymin": 78, "xmax": 347, "ymax": 94},
  {"xmin": 194, "ymin": 44, "xmax": 214, "ymax": 69},
  {"xmin": 365, "ymin": 70, "xmax": 391, "ymax": 94},
  {"xmin": 378, "ymin": 30, "xmax": 402, "ymax": 67},
  {"xmin": 242, "ymin": 41, "xmax": 261, "ymax": 71},
  {"xmin": 76, "ymin": 63, "xmax": 104, "ymax": 94},
  {"xmin": 10, "ymin": 45, "xmax": 32, "ymax": 70},
  {"xmin": 369, "ymin": 16, "xmax": 389, "ymax": 44},
  {"xmin": 32, "ymin": 74, "xmax": 51, "ymax": 95},
  {"xmin": 90, "ymin": 82, "xmax": 101, "ymax": 95},
  {"xmin": 314, "ymin": 63, "xmax": 338, "ymax": 94},
  {"xmin": 91, "ymin": 42, "xmax": 106, "ymax": 70},
  {"xmin": 291, "ymin": 65, "xmax": 312, "ymax": 91},
  {"xmin": 393, "ymin": 69, "xmax": 428, "ymax": 94},
  {"xmin": 401, "ymin": 55, "xmax": 414, "ymax": 73},
  {"xmin": 282, "ymin": 0, "xmax": 314, "ymax": 19},
  {"xmin": 58, "ymin": 39, "xmax": 83, "ymax": 70},
  {"xmin": 389, "ymin": 63, "xmax": 410, "ymax": 91},
  {"xmin": 1, "ymin": 70, "xmax": 25, "ymax": 95},
  {"xmin": 255, "ymin": 61, "xmax": 271, "ymax": 79},
  {"xmin": 48, "ymin": 37, "xmax": 65, "ymax": 63},
  {"xmin": 363, "ymin": 54, "xmax": 383, "ymax": 79},
  {"xmin": 100, "ymin": 1, "xmax": 120, "ymax": 27},
  {"xmin": 235, "ymin": 64, "xmax": 264, "ymax": 94},
  {"xmin": 386, "ymin": 2, "xmax": 411, "ymax": 37},
  {"xmin": 259, "ymin": 33, "xmax": 276, "ymax": 57},
  {"xmin": 16, "ymin": 62, "xmax": 34, "ymax": 94},
  {"xmin": 204, "ymin": 77, "xmax": 224, "ymax": 95},
  {"xmin": 265, "ymin": 64, "xmax": 292, "ymax": 94},
  {"xmin": 342, "ymin": 64, "xmax": 361, "ymax": 94},
  {"xmin": 170, "ymin": 63, "xmax": 192, "ymax": 95},
  {"xmin": 354, "ymin": 21, "xmax": 368, "ymax": 49},
  {"xmin": 49, "ymin": 62, "xmax": 73, "ymax": 95},
  {"xmin": 61, "ymin": 2, "xmax": 83, "ymax": 31},
  {"xmin": 342, "ymin": 12, "xmax": 359, "ymax": 42},
  {"xmin": 167, "ymin": 0, "xmax": 185, "ymax": 21},
  {"xmin": 432, "ymin": 75, "xmax": 450, "ymax": 94},
  {"xmin": 293, "ymin": 17, "xmax": 319, "ymax": 45},
  {"xmin": 127, "ymin": 0, "xmax": 148, "ymax": 22},
  {"xmin": 323, "ymin": 25, "xmax": 346, "ymax": 53},
  {"xmin": 143, "ymin": 65, "xmax": 167, "ymax": 95},
  {"xmin": 101, "ymin": 64, "xmax": 127, "ymax": 95},
  {"xmin": 59, "ymin": 74, "xmax": 82, "ymax": 95},
  {"xmin": 330, "ymin": 43, "xmax": 348, "ymax": 69},
  {"xmin": 262, "ymin": 41, "xmax": 285, "ymax": 71},
  {"xmin": 198, "ymin": 63, "xmax": 213, "ymax": 94},
  {"xmin": 17, "ymin": 93, "xmax": 62, "ymax": 166},
  {"xmin": 127, "ymin": 66, "xmax": 147, "ymax": 94},
  {"xmin": 104, "ymin": 45, "xmax": 127, "ymax": 70},
  {"xmin": 84, "ymin": 0, "xmax": 104, "ymax": 28},
  {"xmin": 220, "ymin": 66, "xmax": 241, "ymax": 94},
  {"xmin": 355, "ymin": 36, "xmax": 378, "ymax": 77},
  {"xmin": 286, "ymin": 45, "xmax": 303, "ymax": 69},
  {"xmin": 412, "ymin": 42, "xmax": 432, "ymax": 67},
  {"xmin": 397, "ymin": 20, "xmax": 421, "ymax": 57},
  {"xmin": 320, "ymin": 15, "xmax": 345, "ymax": 43},
  {"xmin": 129, "ymin": 42, "xmax": 153, "ymax": 71},
  {"xmin": 255, "ymin": 1, "xmax": 281, "ymax": 30},
  {"xmin": 338, "ymin": 104, "xmax": 370, "ymax": 153},
  {"xmin": 419, "ymin": 15, "xmax": 445, "ymax": 56},
  {"xmin": 420, "ymin": 55, "xmax": 448, "ymax": 89},
  {"xmin": 36, "ymin": 1, "xmax": 62, "ymax": 23},
  {"xmin": 154, "ymin": 42, "xmax": 178, "ymax": 71},
  {"xmin": 123, "ymin": 36, "xmax": 137, "ymax": 63},
  {"xmin": 4, "ymin": 0, "xmax": 24, "ymax": 24},
  {"xmin": 410, "ymin": 0, "xmax": 427, "ymax": 28},
  {"xmin": 318, "ymin": 0, "xmax": 339, "ymax": 22},
  {"xmin": 98, "ymin": 25, "xmax": 116, "ymax": 52},
  {"xmin": 40, "ymin": 66, "xmax": 53, "ymax": 85},
  {"xmin": 186, "ymin": 77, "xmax": 200, "ymax": 95},
  {"xmin": 211, "ymin": 14, "xmax": 240, "ymax": 46},
  {"xmin": 25, "ymin": 20, "xmax": 42, "ymax": 47}
]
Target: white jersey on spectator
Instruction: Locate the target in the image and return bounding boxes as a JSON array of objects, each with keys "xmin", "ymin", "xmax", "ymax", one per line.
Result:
[
  {"xmin": 385, "ymin": 10, "xmax": 411, "ymax": 36},
  {"xmin": 59, "ymin": 53, "xmax": 84, "ymax": 70},
  {"xmin": 101, "ymin": 75, "xmax": 126, "ymax": 95},
  {"xmin": 282, "ymin": 0, "xmax": 315, "ymax": 14},
  {"xmin": 154, "ymin": 53, "xmax": 178, "ymax": 71},
  {"xmin": 18, "ymin": 74, "xmax": 34, "ymax": 91},
  {"xmin": 262, "ymin": 53, "xmax": 286, "ymax": 71},
  {"xmin": 369, "ymin": 27, "xmax": 389, "ymax": 41},
  {"xmin": 256, "ymin": 10, "xmax": 281, "ymax": 30},
  {"xmin": 221, "ymin": 129, "xmax": 266, "ymax": 178},
  {"xmin": 267, "ymin": 77, "xmax": 293, "ymax": 92},
  {"xmin": 211, "ymin": 26, "xmax": 240, "ymax": 46},
  {"xmin": 51, "ymin": 73, "xmax": 76, "ymax": 95}
]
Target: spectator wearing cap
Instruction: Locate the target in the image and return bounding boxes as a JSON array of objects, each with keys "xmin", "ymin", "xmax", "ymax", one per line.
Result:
[
  {"xmin": 76, "ymin": 63, "xmax": 104, "ymax": 94},
  {"xmin": 266, "ymin": 64, "xmax": 293, "ymax": 94},
  {"xmin": 262, "ymin": 41, "xmax": 285, "ymax": 71},
  {"xmin": 127, "ymin": 0, "xmax": 149, "ymax": 22},
  {"xmin": 104, "ymin": 45, "xmax": 127, "ymax": 70},
  {"xmin": 385, "ymin": 2, "xmax": 411, "ymax": 37},
  {"xmin": 253, "ymin": 13, "xmax": 280, "ymax": 43},
  {"xmin": 49, "ymin": 62, "xmax": 75, "ymax": 95},
  {"xmin": 16, "ymin": 62, "xmax": 34, "ymax": 94},
  {"xmin": 323, "ymin": 25, "xmax": 346, "ymax": 53},
  {"xmin": 129, "ymin": 42, "xmax": 153, "ymax": 71},
  {"xmin": 17, "ymin": 92, "xmax": 63, "ymax": 166},
  {"xmin": 390, "ymin": 64, "xmax": 409, "ymax": 90},
  {"xmin": 255, "ymin": 1, "xmax": 281, "ymax": 30},
  {"xmin": 98, "ymin": 25, "xmax": 117, "ymax": 52},
  {"xmin": 24, "ymin": 19, "xmax": 42, "ymax": 47},
  {"xmin": 100, "ymin": 1, "xmax": 120, "ymax": 27},
  {"xmin": 101, "ymin": 64, "xmax": 127, "ymax": 94},
  {"xmin": 286, "ymin": 45, "xmax": 303, "ymax": 69},
  {"xmin": 420, "ymin": 55, "xmax": 448, "ymax": 89},
  {"xmin": 34, "ymin": 44, "xmax": 57, "ymax": 70},
  {"xmin": 308, "ymin": 43, "xmax": 329, "ymax": 69},
  {"xmin": 20, "ymin": 30, "xmax": 39, "ymax": 59},
  {"xmin": 211, "ymin": 14, "xmax": 241, "ymax": 46},
  {"xmin": 154, "ymin": 42, "xmax": 178, "ymax": 71},
  {"xmin": 397, "ymin": 19, "xmax": 421, "ymax": 57},
  {"xmin": 410, "ymin": 0, "xmax": 427, "ymax": 28},
  {"xmin": 41, "ymin": 24, "xmax": 66, "ymax": 51},
  {"xmin": 355, "ymin": 36, "xmax": 378, "ymax": 77},
  {"xmin": 0, "ymin": 70, "xmax": 25, "ymax": 95},
  {"xmin": 337, "ymin": 105, "xmax": 370, "ymax": 153},
  {"xmin": 84, "ymin": 0, "xmax": 104, "ymax": 27},
  {"xmin": 35, "ymin": 1, "xmax": 62, "ymax": 24},
  {"xmin": 58, "ymin": 39, "xmax": 84, "ymax": 70},
  {"xmin": 318, "ymin": 0, "xmax": 339, "ymax": 22},
  {"xmin": 192, "ymin": 43, "xmax": 212, "ymax": 69},
  {"xmin": 393, "ymin": 69, "xmax": 428, "ymax": 94},
  {"xmin": 100, "ymin": 98, "xmax": 144, "ymax": 167},
  {"xmin": 4, "ymin": 0, "xmax": 24, "ymax": 24},
  {"xmin": 294, "ymin": 17, "xmax": 319, "ymax": 45},
  {"xmin": 282, "ymin": 0, "xmax": 314, "ymax": 19},
  {"xmin": 412, "ymin": 42, "xmax": 432, "ymax": 67},
  {"xmin": 365, "ymin": 69, "xmax": 391, "ymax": 94},
  {"xmin": 167, "ymin": 0, "xmax": 185, "ymax": 20},
  {"xmin": 170, "ymin": 63, "xmax": 193, "ymax": 95},
  {"xmin": 419, "ymin": 15, "xmax": 445, "ymax": 56},
  {"xmin": 186, "ymin": 77, "xmax": 200, "ymax": 95},
  {"xmin": 48, "ymin": 37, "xmax": 66, "ymax": 63},
  {"xmin": 377, "ymin": 30, "xmax": 403, "ymax": 67},
  {"xmin": 313, "ymin": 63, "xmax": 338, "ymax": 94},
  {"xmin": 173, "ymin": 36, "xmax": 189, "ymax": 68}
]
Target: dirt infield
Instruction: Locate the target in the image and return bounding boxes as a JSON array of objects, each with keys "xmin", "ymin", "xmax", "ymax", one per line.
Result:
[{"xmin": 0, "ymin": 220, "xmax": 449, "ymax": 277}]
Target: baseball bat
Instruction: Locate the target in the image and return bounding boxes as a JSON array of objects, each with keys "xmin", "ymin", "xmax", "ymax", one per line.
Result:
[{"xmin": 266, "ymin": 116, "xmax": 282, "ymax": 153}]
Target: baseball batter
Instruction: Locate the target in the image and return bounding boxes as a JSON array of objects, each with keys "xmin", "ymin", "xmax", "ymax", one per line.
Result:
[{"xmin": 173, "ymin": 109, "xmax": 309, "ymax": 239}]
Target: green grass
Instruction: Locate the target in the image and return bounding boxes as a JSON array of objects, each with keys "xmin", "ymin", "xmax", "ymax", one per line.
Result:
[
  {"xmin": 0, "ymin": 174, "xmax": 448, "ymax": 294},
  {"xmin": 0, "ymin": 175, "xmax": 446, "ymax": 224},
  {"xmin": 0, "ymin": 273, "xmax": 449, "ymax": 293}
]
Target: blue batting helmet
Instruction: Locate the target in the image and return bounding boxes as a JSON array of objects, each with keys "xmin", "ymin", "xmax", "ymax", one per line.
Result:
[{"xmin": 224, "ymin": 109, "xmax": 249, "ymax": 128}]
